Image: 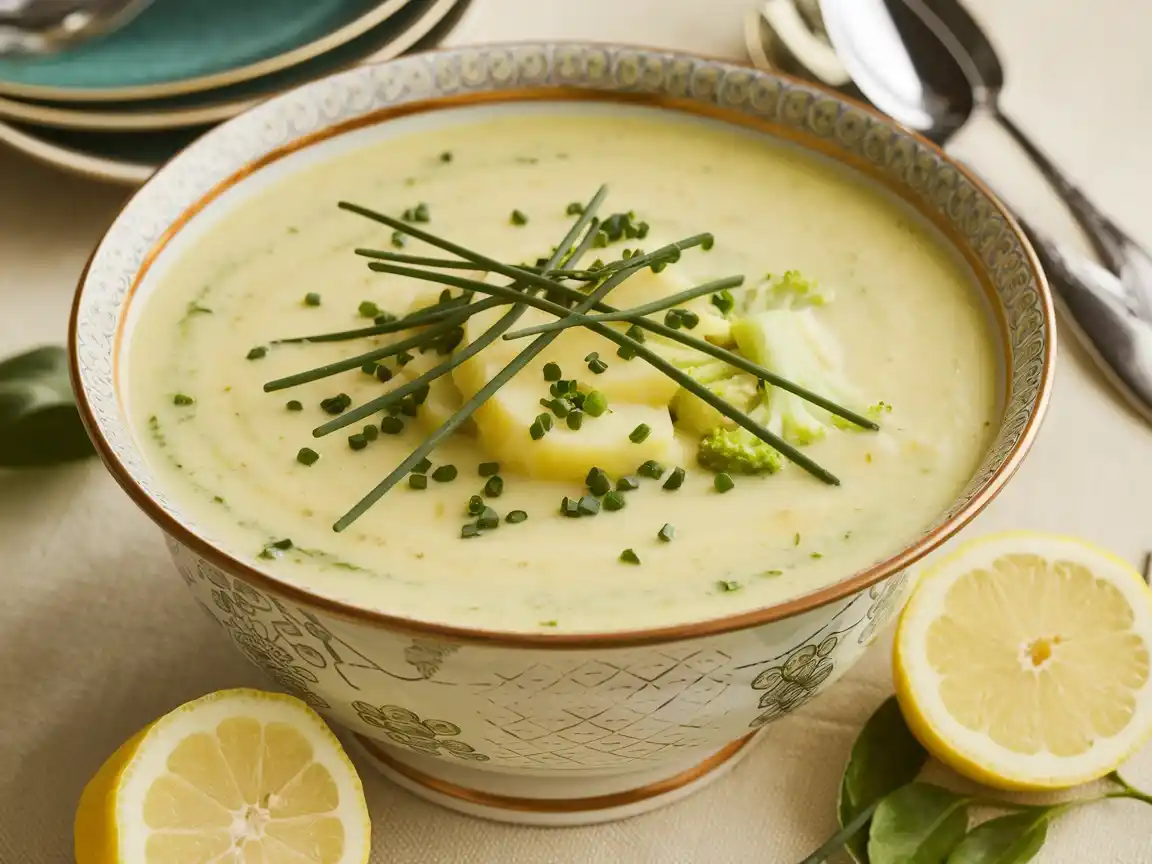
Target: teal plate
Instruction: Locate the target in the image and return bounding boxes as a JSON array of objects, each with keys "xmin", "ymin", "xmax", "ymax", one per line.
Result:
[
  {"xmin": 0, "ymin": 0, "xmax": 467, "ymax": 131},
  {"xmin": 0, "ymin": 0, "xmax": 411, "ymax": 102},
  {"xmin": 0, "ymin": 0, "xmax": 471, "ymax": 183}
]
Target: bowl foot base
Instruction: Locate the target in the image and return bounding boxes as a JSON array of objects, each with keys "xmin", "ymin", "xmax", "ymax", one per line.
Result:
[{"xmin": 351, "ymin": 729, "xmax": 765, "ymax": 826}]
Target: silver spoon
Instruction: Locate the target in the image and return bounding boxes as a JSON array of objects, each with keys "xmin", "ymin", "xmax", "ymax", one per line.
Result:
[
  {"xmin": 0, "ymin": 0, "xmax": 152, "ymax": 55},
  {"xmin": 819, "ymin": 0, "xmax": 1152, "ymax": 325},
  {"xmin": 746, "ymin": 0, "xmax": 1152, "ymax": 426}
]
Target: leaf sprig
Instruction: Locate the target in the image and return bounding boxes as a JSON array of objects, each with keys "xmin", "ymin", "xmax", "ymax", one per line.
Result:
[
  {"xmin": 800, "ymin": 696, "xmax": 1152, "ymax": 864},
  {"xmin": 264, "ymin": 187, "xmax": 879, "ymax": 530},
  {"xmin": 0, "ymin": 346, "xmax": 94, "ymax": 467}
]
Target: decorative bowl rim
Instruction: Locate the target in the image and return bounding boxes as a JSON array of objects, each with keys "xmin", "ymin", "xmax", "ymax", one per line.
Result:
[{"xmin": 68, "ymin": 40, "xmax": 1056, "ymax": 649}]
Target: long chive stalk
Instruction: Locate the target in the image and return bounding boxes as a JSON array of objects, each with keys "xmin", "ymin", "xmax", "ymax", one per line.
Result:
[
  {"xmin": 273, "ymin": 294, "xmax": 475, "ymax": 345},
  {"xmin": 356, "ymin": 263, "xmax": 839, "ymax": 485},
  {"xmin": 501, "ymin": 275, "xmax": 745, "ymax": 340},
  {"xmin": 310, "ymin": 200, "xmax": 608, "ymax": 437},
  {"xmin": 354, "ymin": 248, "xmax": 601, "ymax": 282},
  {"xmin": 338, "ymin": 201, "xmax": 699, "ymax": 289},
  {"xmin": 264, "ymin": 308, "xmax": 472, "ymax": 391},
  {"xmin": 334, "ymin": 261, "xmax": 645, "ymax": 531},
  {"xmin": 338, "ymin": 202, "xmax": 875, "ymax": 431}
]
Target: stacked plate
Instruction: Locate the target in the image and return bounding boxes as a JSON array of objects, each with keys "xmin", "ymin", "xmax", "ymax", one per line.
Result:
[{"xmin": 0, "ymin": 0, "xmax": 472, "ymax": 185}]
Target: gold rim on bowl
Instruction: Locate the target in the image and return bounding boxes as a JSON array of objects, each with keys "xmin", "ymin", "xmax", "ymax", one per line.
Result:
[{"xmin": 68, "ymin": 43, "xmax": 1056, "ymax": 649}]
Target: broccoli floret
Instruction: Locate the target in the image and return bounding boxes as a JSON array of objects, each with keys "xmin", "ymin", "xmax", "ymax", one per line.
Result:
[
  {"xmin": 657, "ymin": 268, "xmax": 867, "ymax": 474},
  {"xmin": 731, "ymin": 305, "xmax": 864, "ymax": 443},
  {"xmin": 739, "ymin": 270, "xmax": 834, "ymax": 314},
  {"xmin": 696, "ymin": 390, "xmax": 785, "ymax": 474}
]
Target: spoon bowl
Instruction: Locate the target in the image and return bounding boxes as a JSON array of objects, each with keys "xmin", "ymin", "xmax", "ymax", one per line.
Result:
[{"xmin": 0, "ymin": 0, "xmax": 153, "ymax": 55}]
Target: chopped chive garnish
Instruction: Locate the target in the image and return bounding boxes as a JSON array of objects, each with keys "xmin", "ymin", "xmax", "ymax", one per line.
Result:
[
  {"xmin": 577, "ymin": 496, "xmax": 600, "ymax": 516},
  {"xmin": 380, "ymin": 416, "xmax": 404, "ymax": 435},
  {"xmin": 566, "ymin": 411, "xmax": 584, "ymax": 430},
  {"xmin": 547, "ymin": 397, "xmax": 572, "ymax": 418},
  {"xmin": 603, "ymin": 490, "xmax": 626, "ymax": 511},
  {"xmin": 413, "ymin": 457, "xmax": 432, "ymax": 473},
  {"xmin": 538, "ymin": 412, "xmax": 554, "ymax": 431},
  {"xmin": 396, "ymin": 350, "xmax": 413, "ymax": 366},
  {"xmin": 461, "ymin": 523, "xmax": 480, "ymax": 538},
  {"xmin": 811, "ymin": 552, "xmax": 824, "ymax": 559},
  {"xmin": 361, "ymin": 362, "xmax": 377, "ymax": 376},
  {"xmin": 304, "ymin": 292, "xmax": 322, "ymax": 307},
  {"xmin": 362, "ymin": 424, "xmax": 379, "ymax": 442},
  {"xmin": 477, "ymin": 507, "xmax": 500, "ymax": 529},
  {"xmin": 561, "ymin": 496, "xmax": 580, "ymax": 518},
  {"xmin": 583, "ymin": 390, "xmax": 608, "ymax": 417},
  {"xmin": 286, "ymin": 399, "xmax": 303, "ymax": 411},
  {"xmin": 432, "ymin": 465, "xmax": 458, "ymax": 482},
  {"xmin": 638, "ymin": 460, "xmax": 664, "ymax": 480},
  {"xmin": 658, "ymin": 523, "xmax": 675, "ymax": 542},
  {"xmin": 296, "ymin": 447, "xmax": 320, "ymax": 466},
  {"xmin": 616, "ymin": 475, "xmax": 640, "ymax": 491},
  {"xmin": 620, "ymin": 548, "xmax": 640, "ymax": 565},
  {"xmin": 764, "ymin": 569, "xmax": 783, "ymax": 577},
  {"xmin": 375, "ymin": 365, "xmax": 393, "ymax": 383},
  {"xmin": 173, "ymin": 393, "xmax": 194, "ymax": 406},
  {"xmin": 467, "ymin": 495, "xmax": 485, "ymax": 515},
  {"xmin": 484, "ymin": 475, "xmax": 504, "ymax": 497},
  {"xmin": 348, "ymin": 433, "xmax": 368, "ymax": 451},
  {"xmin": 543, "ymin": 362, "xmax": 562, "ymax": 381},
  {"xmin": 589, "ymin": 358, "xmax": 608, "ymax": 374},
  {"xmin": 636, "ymin": 221, "xmax": 650, "ymax": 239},
  {"xmin": 678, "ymin": 310, "xmax": 700, "ymax": 329},
  {"xmin": 586, "ymin": 467, "xmax": 611, "ymax": 497},
  {"xmin": 625, "ymin": 324, "xmax": 645, "ymax": 342},
  {"xmin": 664, "ymin": 310, "xmax": 682, "ymax": 330},
  {"xmin": 478, "ymin": 461, "xmax": 500, "ymax": 476},
  {"xmin": 584, "ymin": 351, "xmax": 598, "ymax": 363},
  {"xmin": 794, "ymin": 532, "xmax": 801, "ymax": 546},
  {"xmin": 663, "ymin": 467, "xmax": 686, "ymax": 490},
  {"xmin": 566, "ymin": 202, "xmax": 584, "ymax": 216},
  {"xmin": 629, "ymin": 423, "xmax": 651, "ymax": 443},
  {"xmin": 400, "ymin": 397, "xmax": 418, "ymax": 417},
  {"xmin": 411, "ymin": 384, "xmax": 431, "ymax": 405},
  {"xmin": 529, "ymin": 420, "xmax": 546, "ymax": 440},
  {"xmin": 506, "ymin": 510, "xmax": 528, "ymax": 523},
  {"xmin": 247, "ymin": 346, "xmax": 268, "ymax": 360},
  {"xmin": 409, "ymin": 474, "xmax": 428, "ymax": 490},
  {"xmin": 401, "ymin": 202, "xmax": 431, "ymax": 223},
  {"xmin": 358, "ymin": 301, "xmax": 380, "ymax": 318},
  {"xmin": 717, "ymin": 579, "xmax": 741, "ymax": 592},
  {"xmin": 701, "ymin": 235, "xmax": 715, "ymax": 251},
  {"xmin": 439, "ymin": 151, "xmax": 453, "ymax": 163},
  {"xmin": 390, "ymin": 231, "xmax": 406, "ymax": 249},
  {"xmin": 715, "ymin": 473, "xmax": 735, "ymax": 493},
  {"xmin": 374, "ymin": 311, "xmax": 398, "ymax": 325},
  {"xmin": 711, "ymin": 289, "xmax": 734, "ymax": 315},
  {"xmin": 510, "ymin": 209, "xmax": 529, "ymax": 226},
  {"xmin": 616, "ymin": 345, "xmax": 636, "ymax": 361}
]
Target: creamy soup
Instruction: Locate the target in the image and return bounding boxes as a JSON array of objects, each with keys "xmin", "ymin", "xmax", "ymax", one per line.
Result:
[{"xmin": 127, "ymin": 107, "xmax": 999, "ymax": 632}]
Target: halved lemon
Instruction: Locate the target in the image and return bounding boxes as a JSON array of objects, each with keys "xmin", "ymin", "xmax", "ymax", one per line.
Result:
[
  {"xmin": 894, "ymin": 531, "xmax": 1152, "ymax": 791},
  {"xmin": 75, "ymin": 689, "xmax": 370, "ymax": 864}
]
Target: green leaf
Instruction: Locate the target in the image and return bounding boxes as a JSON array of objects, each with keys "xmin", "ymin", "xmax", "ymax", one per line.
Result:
[
  {"xmin": 945, "ymin": 811, "xmax": 1054, "ymax": 864},
  {"xmin": 867, "ymin": 783, "xmax": 971, "ymax": 864},
  {"xmin": 0, "ymin": 346, "xmax": 94, "ymax": 467},
  {"xmin": 839, "ymin": 696, "xmax": 929, "ymax": 862}
]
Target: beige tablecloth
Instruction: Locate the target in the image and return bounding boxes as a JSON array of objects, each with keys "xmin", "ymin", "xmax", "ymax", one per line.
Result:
[{"xmin": 2, "ymin": 1, "xmax": 1151, "ymax": 861}]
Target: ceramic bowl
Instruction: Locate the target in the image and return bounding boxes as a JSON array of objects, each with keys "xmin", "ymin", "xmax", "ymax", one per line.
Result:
[{"xmin": 69, "ymin": 42, "xmax": 1054, "ymax": 826}]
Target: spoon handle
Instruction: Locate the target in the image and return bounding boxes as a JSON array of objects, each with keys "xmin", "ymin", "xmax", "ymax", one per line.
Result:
[
  {"xmin": 994, "ymin": 109, "xmax": 1152, "ymax": 323},
  {"xmin": 1017, "ymin": 216, "xmax": 1152, "ymax": 426}
]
